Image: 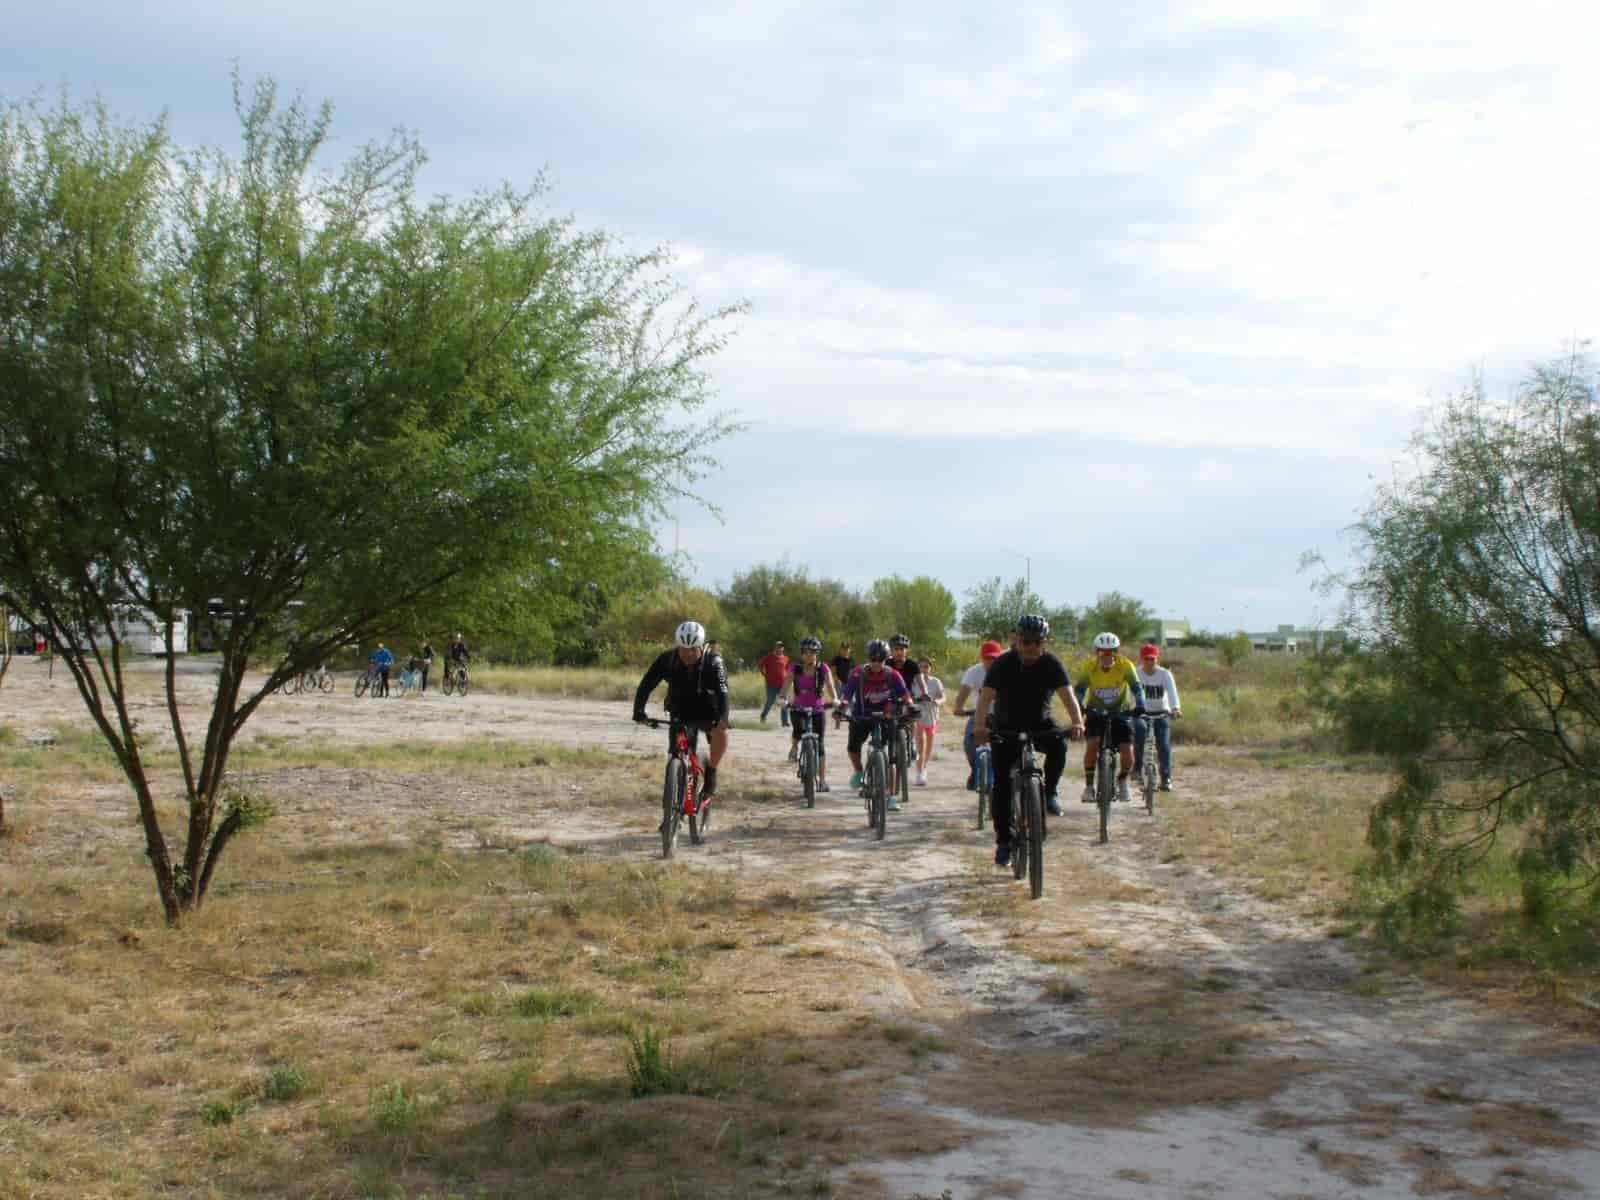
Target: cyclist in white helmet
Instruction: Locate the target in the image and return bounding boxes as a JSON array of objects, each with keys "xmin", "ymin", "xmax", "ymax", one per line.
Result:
[
  {"xmin": 633, "ymin": 621, "xmax": 731, "ymax": 797},
  {"xmin": 1074, "ymin": 632, "xmax": 1146, "ymax": 803}
]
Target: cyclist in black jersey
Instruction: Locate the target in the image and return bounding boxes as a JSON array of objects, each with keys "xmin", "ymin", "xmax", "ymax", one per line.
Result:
[{"xmin": 633, "ymin": 620, "xmax": 731, "ymax": 796}]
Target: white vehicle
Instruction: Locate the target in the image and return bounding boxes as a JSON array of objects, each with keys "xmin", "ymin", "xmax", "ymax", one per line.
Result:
[{"xmin": 103, "ymin": 607, "xmax": 189, "ymax": 655}]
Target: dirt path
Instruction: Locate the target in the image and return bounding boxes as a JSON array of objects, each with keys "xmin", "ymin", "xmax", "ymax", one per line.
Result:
[{"xmin": 6, "ymin": 658, "xmax": 1599, "ymax": 1198}]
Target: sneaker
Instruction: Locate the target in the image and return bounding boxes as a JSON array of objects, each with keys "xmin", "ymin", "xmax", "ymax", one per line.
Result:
[
  {"xmin": 1116, "ymin": 776, "xmax": 1130, "ymax": 803},
  {"xmin": 1080, "ymin": 784, "xmax": 1096, "ymax": 804},
  {"xmin": 965, "ymin": 772, "xmax": 976, "ymax": 791},
  {"xmin": 994, "ymin": 843, "xmax": 1012, "ymax": 867},
  {"xmin": 886, "ymin": 795, "xmax": 901, "ymax": 812},
  {"xmin": 914, "ymin": 770, "xmax": 928, "ymax": 787},
  {"xmin": 1160, "ymin": 779, "xmax": 1173, "ymax": 793},
  {"xmin": 1045, "ymin": 792, "xmax": 1063, "ymax": 817},
  {"xmin": 818, "ymin": 781, "xmax": 831, "ymax": 793},
  {"xmin": 786, "ymin": 745, "xmax": 798, "ymax": 762},
  {"xmin": 849, "ymin": 770, "xmax": 863, "ymax": 790}
]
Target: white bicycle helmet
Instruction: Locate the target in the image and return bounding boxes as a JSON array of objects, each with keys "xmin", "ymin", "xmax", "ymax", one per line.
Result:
[
  {"xmin": 674, "ymin": 620, "xmax": 707, "ymax": 649},
  {"xmin": 1092, "ymin": 632, "xmax": 1120, "ymax": 651}
]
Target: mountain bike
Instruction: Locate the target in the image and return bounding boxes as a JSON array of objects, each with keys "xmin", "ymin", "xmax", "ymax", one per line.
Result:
[
  {"xmin": 974, "ymin": 740, "xmax": 994, "ymax": 830},
  {"xmin": 791, "ymin": 704, "xmax": 833, "ymax": 807},
  {"xmin": 354, "ymin": 665, "xmax": 382, "ymax": 698},
  {"xmin": 640, "ymin": 716, "xmax": 711, "ymax": 858},
  {"xmin": 896, "ymin": 710, "xmax": 921, "ymax": 812},
  {"xmin": 838, "ymin": 710, "xmax": 895, "ymax": 840},
  {"xmin": 1091, "ymin": 711, "xmax": 1138, "ymax": 844},
  {"xmin": 308, "ymin": 663, "xmax": 335, "ymax": 694},
  {"xmin": 1136, "ymin": 713, "xmax": 1168, "ymax": 814},
  {"xmin": 990, "ymin": 729, "xmax": 1045, "ymax": 900},
  {"xmin": 443, "ymin": 661, "xmax": 470, "ymax": 696},
  {"xmin": 397, "ymin": 664, "xmax": 422, "ymax": 697}
]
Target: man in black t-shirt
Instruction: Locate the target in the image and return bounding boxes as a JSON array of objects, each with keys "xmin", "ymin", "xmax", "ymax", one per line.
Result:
[
  {"xmin": 887, "ymin": 633, "xmax": 919, "ymax": 692},
  {"xmin": 973, "ymin": 614, "xmax": 1086, "ymax": 867},
  {"xmin": 633, "ymin": 620, "xmax": 731, "ymax": 797}
]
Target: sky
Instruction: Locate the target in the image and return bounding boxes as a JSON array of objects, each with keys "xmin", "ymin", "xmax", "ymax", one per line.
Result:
[{"xmin": 8, "ymin": 1, "xmax": 1599, "ymax": 632}]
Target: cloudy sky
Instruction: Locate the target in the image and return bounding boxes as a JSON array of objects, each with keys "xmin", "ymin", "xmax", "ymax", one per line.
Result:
[{"xmin": 9, "ymin": 1, "xmax": 1598, "ymax": 632}]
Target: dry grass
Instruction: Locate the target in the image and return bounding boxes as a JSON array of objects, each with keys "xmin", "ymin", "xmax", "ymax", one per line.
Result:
[{"xmin": 0, "ymin": 744, "xmax": 948, "ymax": 1199}]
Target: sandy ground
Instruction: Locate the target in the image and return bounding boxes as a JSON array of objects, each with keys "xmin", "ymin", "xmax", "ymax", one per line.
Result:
[{"xmin": 5, "ymin": 655, "xmax": 1599, "ymax": 1198}]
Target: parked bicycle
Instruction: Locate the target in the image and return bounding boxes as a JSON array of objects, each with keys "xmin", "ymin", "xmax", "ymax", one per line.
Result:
[
  {"xmin": 639, "ymin": 716, "xmax": 712, "ymax": 858},
  {"xmin": 397, "ymin": 662, "xmax": 423, "ymax": 697},
  {"xmin": 306, "ymin": 663, "xmax": 335, "ymax": 694},
  {"xmin": 354, "ymin": 665, "xmax": 383, "ymax": 699},
  {"xmin": 990, "ymin": 729, "xmax": 1046, "ymax": 899}
]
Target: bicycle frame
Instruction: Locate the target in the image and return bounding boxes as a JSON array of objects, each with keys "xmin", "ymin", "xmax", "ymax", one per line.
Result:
[
  {"xmin": 1137, "ymin": 714, "xmax": 1167, "ymax": 813},
  {"xmin": 644, "ymin": 716, "xmax": 709, "ymax": 857}
]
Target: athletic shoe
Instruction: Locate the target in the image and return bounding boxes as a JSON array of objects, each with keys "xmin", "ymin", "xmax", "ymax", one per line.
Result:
[
  {"xmin": 1116, "ymin": 777, "xmax": 1130, "ymax": 803},
  {"xmin": 914, "ymin": 770, "xmax": 928, "ymax": 787},
  {"xmin": 1045, "ymin": 792, "xmax": 1063, "ymax": 817},
  {"xmin": 886, "ymin": 795, "xmax": 901, "ymax": 812},
  {"xmin": 1160, "ymin": 779, "xmax": 1173, "ymax": 793},
  {"xmin": 849, "ymin": 770, "xmax": 863, "ymax": 790},
  {"xmin": 965, "ymin": 772, "xmax": 976, "ymax": 791},
  {"xmin": 818, "ymin": 781, "xmax": 831, "ymax": 793},
  {"xmin": 786, "ymin": 746, "xmax": 798, "ymax": 762},
  {"xmin": 994, "ymin": 843, "xmax": 1012, "ymax": 867},
  {"xmin": 1080, "ymin": 784, "xmax": 1096, "ymax": 804}
]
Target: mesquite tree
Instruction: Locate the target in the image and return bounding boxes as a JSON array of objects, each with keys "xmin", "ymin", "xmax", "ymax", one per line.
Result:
[
  {"xmin": 0, "ymin": 79, "xmax": 733, "ymax": 922},
  {"xmin": 1335, "ymin": 352, "xmax": 1600, "ymax": 942}
]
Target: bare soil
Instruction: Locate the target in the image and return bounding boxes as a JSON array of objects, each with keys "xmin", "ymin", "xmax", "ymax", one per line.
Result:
[{"xmin": 5, "ymin": 656, "xmax": 1600, "ymax": 1199}]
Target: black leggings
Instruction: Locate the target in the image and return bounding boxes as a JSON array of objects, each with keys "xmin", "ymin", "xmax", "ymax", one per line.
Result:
[
  {"xmin": 790, "ymin": 708, "xmax": 827, "ymax": 755},
  {"xmin": 990, "ymin": 724, "xmax": 1068, "ymax": 845}
]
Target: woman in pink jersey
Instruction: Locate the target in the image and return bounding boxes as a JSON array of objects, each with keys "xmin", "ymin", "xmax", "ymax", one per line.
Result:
[{"xmin": 780, "ymin": 637, "xmax": 838, "ymax": 790}]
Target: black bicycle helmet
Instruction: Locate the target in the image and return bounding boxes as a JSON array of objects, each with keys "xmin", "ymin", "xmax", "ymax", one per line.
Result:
[
  {"xmin": 1015, "ymin": 613, "xmax": 1050, "ymax": 639},
  {"xmin": 865, "ymin": 638, "xmax": 890, "ymax": 661},
  {"xmin": 799, "ymin": 636, "xmax": 822, "ymax": 652},
  {"xmin": 888, "ymin": 632, "xmax": 910, "ymax": 648}
]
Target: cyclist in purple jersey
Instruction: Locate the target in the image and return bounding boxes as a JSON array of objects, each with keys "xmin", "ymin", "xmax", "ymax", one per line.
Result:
[
  {"xmin": 779, "ymin": 636, "xmax": 838, "ymax": 790},
  {"xmin": 836, "ymin": 639, "xmax": 913, "ymax": 808}
]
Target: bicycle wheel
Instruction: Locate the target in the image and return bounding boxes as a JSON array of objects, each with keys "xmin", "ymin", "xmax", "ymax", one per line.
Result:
[
  {"xmin": 976, "ymin": 750, "xmax": 989, "ymax": 830},
  {"xmin": 457, "ymin": 669, "xmax": 469, "ymax": 697},
  {"xmin": 1023, "ymin": 775, "xmax": 1045, "ymax": 900},
  {"xmin": 868, "ymin": 751, "xmax": 887, "ymax": 839},
  {"xmin": 1142, "ymin": 741, "xmax": 1158, "ymax": 814},
  {"xmin": 800, "ymin": 741, "xmax": 817, "ymax": 808},
  {"xmin": 354, "ymin": 673, "xmax": 369, "ymax": 698},
  {"xmin": 898, "ymin": 729, "xmax": 912, "ymax": 809},
  {"xmin": 1097, "ymin": 746, "xmax": 1115, "ymax": 845},
  {"xmin": 661, "ymin": 758, "xmax": 684, "ymax": 859},
  {"xmin": 319, "ymin": 671, "xmax": 335, "ymax": 693},
  {"xmin": 1011, "ymin": 779, "xmax": 1027, "ymax": 882},
  {"xmin": 443, "ymin": 670, "xmax": 455, "ymax": 696}
]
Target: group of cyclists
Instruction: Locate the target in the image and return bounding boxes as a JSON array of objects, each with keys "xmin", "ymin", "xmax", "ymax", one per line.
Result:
[
  {"xmin": 364, "ymin": 633, "xmax": 472, "ymax": 697},
  {"xmin": 632, "ymin": 616, "xmax": 1182, "ymax": 866}
]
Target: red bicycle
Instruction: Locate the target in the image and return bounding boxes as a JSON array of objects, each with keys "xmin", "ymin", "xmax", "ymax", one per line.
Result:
[{"xmin": 639, "ymin": 716, "xmax": 711, "ymax": 858}]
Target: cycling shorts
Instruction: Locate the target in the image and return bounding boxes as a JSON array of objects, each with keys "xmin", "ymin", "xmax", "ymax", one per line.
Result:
[{"xmin": 1085, "ymin": 710, "xmax": 1135, "ymax": 749}]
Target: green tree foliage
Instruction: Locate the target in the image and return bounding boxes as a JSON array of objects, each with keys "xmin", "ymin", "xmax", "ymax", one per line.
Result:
[
  {"xmin": 0, "ymin": 81, "xmax": 733, "ymax": 921},
  {"xmin": 868, "ymin": 575, "xmax": 957, "ymax": 655},
  {"xmin": 1333, "ymin": 354, "xmax": 1600, "ymax": 946},
  {"xmin": 1217, "ymin": 631, "xmax": 1253, "ymax": 668},
  {"xmin": 959, "ymin": 576, "xmax": 1045, "ymax": 638},
  {"xmin": 716, "ymin": 562, "xmax": 857, "ymax": 663},
  {"xmin": 1080, "ymin": 591, "xmax": 1156, "ymax": 647},
  {"xmin": 595, "ymin": 582, "xmax": 725, "ymax": 665}
]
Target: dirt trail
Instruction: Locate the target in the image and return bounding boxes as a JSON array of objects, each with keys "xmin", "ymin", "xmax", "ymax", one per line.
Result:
[{"xmin": 6, "ymin": 658, "xmax": 1599, "ymax": 1198}]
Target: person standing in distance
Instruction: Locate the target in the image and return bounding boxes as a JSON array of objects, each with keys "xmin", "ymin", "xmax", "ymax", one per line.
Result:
[
  {"xmin": 756, "ymin": 641, "xmax": 791, "ymax": 726},
  {"xmin": 973, "ymin": 615, "xmax": 1085, "ymax": 867},
  {"xmin": 952, "ymin": 639, "xmax": 1005, "ymax": 790},
  {"xmin": 633, "ymin": 621, "xmax": 731, "ymax": 798}
]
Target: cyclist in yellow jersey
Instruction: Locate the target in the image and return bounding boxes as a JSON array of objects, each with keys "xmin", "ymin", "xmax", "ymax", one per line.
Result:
[{"xmin": 1074, "ymin": 631, "xmax": 1146, "ymax": 804}]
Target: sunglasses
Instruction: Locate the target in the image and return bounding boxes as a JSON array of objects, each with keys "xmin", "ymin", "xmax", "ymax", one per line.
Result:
[{"xmin": 1018, "ymin": 637, "xmax": 1043, "ymax": 648}]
